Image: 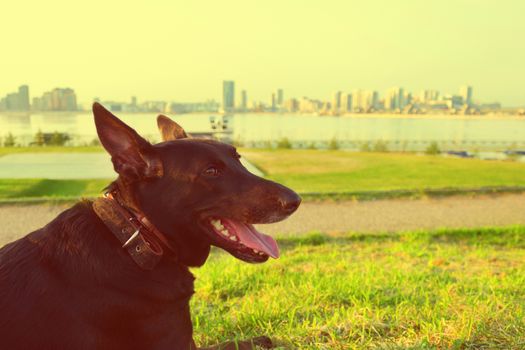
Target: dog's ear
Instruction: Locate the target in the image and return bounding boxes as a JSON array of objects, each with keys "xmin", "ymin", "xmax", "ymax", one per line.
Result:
[
  {"xmin": 93, "ymin": 102, "xmax": 162, "ymax": 180},
  {"xmin": 157, "ymin": 114, "xmax": 188, "ymax": 141}
]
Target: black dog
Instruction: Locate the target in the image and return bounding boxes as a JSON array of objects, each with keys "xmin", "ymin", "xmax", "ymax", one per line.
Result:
[{"xmin": 0, "ymin": 103, "xmax": 300, "ymax": 349}]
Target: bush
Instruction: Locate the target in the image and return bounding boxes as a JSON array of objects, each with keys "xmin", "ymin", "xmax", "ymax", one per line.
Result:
[
  {"xmin": 277, "ymin": 137, "xmax": 292, "ymax": 149},
  {"xmin": 373, "ymin": 140, "xmax": 389, "ymax": 152},
  {"xmin": 425, "ymin": 141, "xmax": 441, "ymax": 155},
  {"xmin": 328, "ymin": 137, "xmax": 339, "ymax": 150},
  {"xmin": 90, "ymin": 138, "xmax": 101, "ymax": 147},
  {"xmin": 34, "ymin": 130, "xmax": 45, "ymax": 146},
  {"xmin": 4, "ymin": 133, "xmax": 16, "ymax": 147},
  {"xmin": 49, "ymin": 131, "xmax": 67, "ymax": 146}
]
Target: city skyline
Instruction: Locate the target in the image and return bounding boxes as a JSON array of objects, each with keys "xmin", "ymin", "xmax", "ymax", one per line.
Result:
[
  {"xmin": 1, "ymin": 1, "xmax": 524, "ymax": 107},
  {"xmin": 0, "ymin": 80, "xmax": 515, "ymax": 110},
  {"xmin": 0, "ymin": 81, "xmax": 509, "ymax": 116}
]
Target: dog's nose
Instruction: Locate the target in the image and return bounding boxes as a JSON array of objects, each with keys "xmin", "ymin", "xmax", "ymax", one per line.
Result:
[{"xmin": 279, "ymin": 191, "xmax": 301, "ymax": 214}]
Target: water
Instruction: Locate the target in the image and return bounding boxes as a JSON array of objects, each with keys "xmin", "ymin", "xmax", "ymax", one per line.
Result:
[{"xmin": 0, "ymin": 111, "xmax": 524, "ymax": 151}]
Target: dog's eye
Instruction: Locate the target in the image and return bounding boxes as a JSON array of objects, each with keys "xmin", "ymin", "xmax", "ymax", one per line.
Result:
[
  {"xmin": 203, "ymin": 166, "xmax": 220, "ymax": 177},
  {"xmin": 235, "ymin": 152, "xmax": 241, "ymax": 159}
]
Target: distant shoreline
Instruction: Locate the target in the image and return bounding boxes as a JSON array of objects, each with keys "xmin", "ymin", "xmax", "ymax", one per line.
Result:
[{"xmin": 0, "ymin": 110, "xmax": 523, "ymax": 121}]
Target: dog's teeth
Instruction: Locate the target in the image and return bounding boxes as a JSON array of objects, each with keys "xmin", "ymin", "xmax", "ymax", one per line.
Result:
[
  {"xmin": 258, "ymin": 252, "xmax": 264, "ymax": 256},
  {"xmin": 252, "ymin": 249, "xmax": 259, "ymax": 253},
  {"xmin": 220, "ymin": 230, "xmax": 229, "ymax": 236},
  {"xmin": 229, "ymin": 236, "xmax": 237, "ymax": 241}
]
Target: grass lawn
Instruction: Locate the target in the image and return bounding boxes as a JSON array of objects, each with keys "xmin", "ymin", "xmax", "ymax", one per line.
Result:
[
  {"xmin": 192, "ymin": 227, "xmax": 525, "ymax": 349},
  {"xmin": 241, "ymin": 149, "xmax": 525, "ymax": 194},
  {"xmin": 0, "ymin": 147, "xmax": 107, "ymax": 201},
  {"xmin": 1, "ymin": 147, "xmax": 525, "ymax": 201},
  {"xmin": 0, "ymin": 179, "xmax": 109, "ymax": 201},
  {"xmin": 0, "ymin": 146, "xmax": 103, "ymax": 156}
]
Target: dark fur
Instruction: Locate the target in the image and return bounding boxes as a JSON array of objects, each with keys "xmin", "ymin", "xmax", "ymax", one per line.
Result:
[{"xmin": 0, "ymin": 104, "xmax": 300, "ymax": 349}]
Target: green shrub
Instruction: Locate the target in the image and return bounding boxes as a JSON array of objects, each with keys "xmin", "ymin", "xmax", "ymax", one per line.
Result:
[
  {"xmin": 373, "ymin": 140, "xmax": 389, "ymax": 152},
  {"xmin": 3, "ymin": 133, "xmax": 16, "ymax": 147},
  {"xmin": 34, "ymin": 130, "xmax": 45, "ymax": 146},
  {"xmin": 90, "ymin": 138, "xmax": 101, "ymax": 147},
  {"xmin": 277, "ymin": 137, "xmax": 292, "ymax": 149},
  {"xmin": 49, "ymin": 131, "xmax": 68, "ymax": 146},
  {"xmin": 328, "ymin": 137, "xmax": 339, "ymax": 150},
  {"xmin": 425, "ymin": 141, "xmax": 441, "ymax": 155}
]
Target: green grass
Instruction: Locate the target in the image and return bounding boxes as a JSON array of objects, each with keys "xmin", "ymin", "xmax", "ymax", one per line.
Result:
[
  {"xmin": 0, "ymin": 147, "xmax": 108, "ymax": 202},
  {"xmin": 241, "ymin": 149, "xmax": 525, "ymax": 193},
  {"xmin": 0, "ymin": 146, "xmax": 103, "ymax": 156},
  {"xmin": 2, "ymin": 148, "xmax": 525, "ymax": 202},
  {"xmin": 192, "ymin": 227, "xmax": 525, "ymax": 349},
  {"xmin": 0, "ymin": 179, "xmax": 108, "ymax": 201}
]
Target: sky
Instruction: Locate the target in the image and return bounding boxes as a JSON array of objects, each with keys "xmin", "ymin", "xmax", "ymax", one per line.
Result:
[{"xmin": 1, "ymin": 0, "xmax": 524, "ymax": 107}]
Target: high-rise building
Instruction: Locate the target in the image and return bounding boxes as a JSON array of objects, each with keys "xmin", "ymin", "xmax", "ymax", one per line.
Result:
[
  {"xmin": 385, "ymin": 87, "xmax": 405, "ymax": 111},
  {"xmin": 341, "ymin": 93, "xmax": 353, "ymax": 113},
  {"xmin": 31, "ymin": 88, "xmax": 77, "ymax": 111},
  {"xmin": 271, "ymin": 93, "xmax": 276, "ymax": 111},
  {"xmin": 276, "ymin": 89, "xmax": 284, "ymax": 106},
  {"xmin": 459, "ymin": 85, "xmax": 473, "ymax": 106},
  {"xmin": 352, "ymin": 89, "xmax": 364, "ymax": 112},
  {"xmin": 62, "ymin": 88, "xmax": 77, "ymax": 110},
  {"xmin": 351, "ymin": 90, "xmax": 376, "ymax": 112},
  {"xmin": 419, "ymin": 89, "xmax": 440, "ymax": 103},
  {"xmin": 443, "ymin": 94, "xmax": 464, "ymax": 109},
  {"xmin": 332, "ymin": 91, "xmax": 342, "ymax": 113},
  {"xmin": 283, "ymin": 98, "xmax": 299, "ymax": 112},
  {"xmin": 371, "ymin": 91, "xmax": 379, "ymax": 110},
  {"xmin": 0, "ymin": 85, "xmax": 30, "ymax": 111},
  {"xmin": 5, "ymin": 93, "xmax": 20, "ymax": 110},
  {"xmin": 18, "ymin": 85, "xmax": 30, "ymax": 111},
  {"xmin": 241, "ymin": 90, "xmax": 247, "ymax": 111},
  {"xmin": 222, "ymin": 80, "xmax": 235, "ymax": 112}
]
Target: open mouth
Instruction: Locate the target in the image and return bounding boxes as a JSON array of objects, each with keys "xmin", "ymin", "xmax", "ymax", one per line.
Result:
[{"xmin": 206, "ymin": 217, "xmax": 279, "ymax": 263}]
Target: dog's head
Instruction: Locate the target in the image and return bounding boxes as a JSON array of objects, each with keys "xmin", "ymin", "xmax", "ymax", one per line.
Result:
[{"xmin": 93, "ymin": 103, "xmax": 300, "ymax": 266}]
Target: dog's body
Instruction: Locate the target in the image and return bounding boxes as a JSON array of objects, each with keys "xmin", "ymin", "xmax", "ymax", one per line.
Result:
[
  {"xmin": 0, "ymin": 104, "xmax": 300, "ymax": 349},
  {"xmin": 0, "ymin": 202, "xmax": 196, "ymax": 349}
]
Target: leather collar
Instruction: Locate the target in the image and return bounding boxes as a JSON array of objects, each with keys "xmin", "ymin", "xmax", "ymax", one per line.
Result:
[{"xmin": 93, "ymin": 191, "xmax": 176, "ymax": 270}]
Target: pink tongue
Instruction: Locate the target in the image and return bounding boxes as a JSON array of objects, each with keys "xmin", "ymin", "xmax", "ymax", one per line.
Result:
[{"xmin": 223, "ymin": 219, "xmax": 280, "ymax": 258}]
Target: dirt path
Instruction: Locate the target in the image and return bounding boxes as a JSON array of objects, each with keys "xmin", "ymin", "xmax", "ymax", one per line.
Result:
[{"xmin": 2, "ymin": 194, "xmax": 525, "ymax": 246}]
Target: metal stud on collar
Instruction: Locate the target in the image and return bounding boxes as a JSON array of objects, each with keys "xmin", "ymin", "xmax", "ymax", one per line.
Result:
[{"xmin": 122, "ymin": 229, "xmax": 140, "ymax": 249}]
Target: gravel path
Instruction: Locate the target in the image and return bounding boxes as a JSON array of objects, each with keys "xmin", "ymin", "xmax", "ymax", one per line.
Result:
[{"xmin": 2, "ymin": 194, "xmax": 525, "ymax": 246}]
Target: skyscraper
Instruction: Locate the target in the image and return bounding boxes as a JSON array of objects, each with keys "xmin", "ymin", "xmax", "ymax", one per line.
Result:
[
  {"xmin": 352, "ymin": 89, "xmax": 364, "ymax": 112},
  {"xmin": 276, "ymin": 89, "xmax": 284, "ymax": 106},
  {"xmin": 5, "ymin": 93, "xmax": 19, "ymax": 110},
  {"xmin": 385, "ymin": 87, "xmax": 405, "ymax": 110},
  {"xmin": 459, "ymin": 85, "xmax": 473, "ymax": 106},
  {"xmin": 31, "ymin": 88, "xmax": 77, "ymax": 111},
  {"xmin": 341, "ymin": 93, "xmax": 353, "ymax": 113},
  {"xmin": 332, "ymin": 91, "xmax": 341, "ymax": 113},
  {"xmin": 371, "ymin": 91, "xmax": 379, "ymax": 110},
  {"xmin": 18, "ymin": 85, "xmax": 30, "ymax": 111},
  {"xmin": 222, "ymin": 80, "xmax": 235, "ymax": 112}
]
